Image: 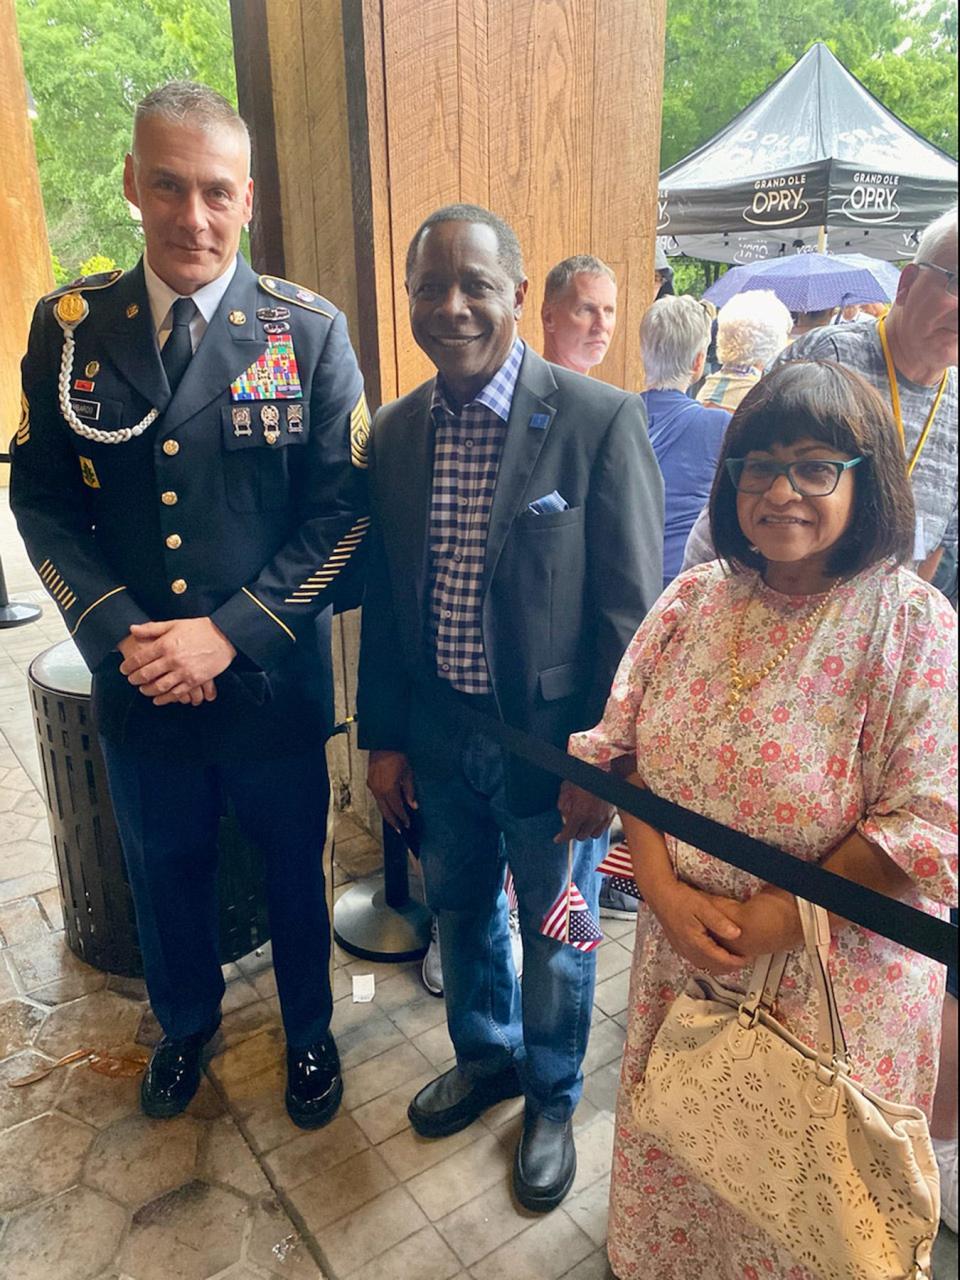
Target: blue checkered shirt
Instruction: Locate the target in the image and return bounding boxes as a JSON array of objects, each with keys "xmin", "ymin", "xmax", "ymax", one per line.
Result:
[{"xmin": 427, "ymin": 338, "xmax": 524, "ymax": 693}]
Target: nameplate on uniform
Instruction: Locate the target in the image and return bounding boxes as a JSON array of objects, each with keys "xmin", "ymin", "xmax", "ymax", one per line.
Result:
[
  {"xmin": 70, "ymin": 399, "xmax": 101, "ymax": 421},
  {"xmin": 230, "ymin": 335, "xmax": 302, "ymax": 401}
]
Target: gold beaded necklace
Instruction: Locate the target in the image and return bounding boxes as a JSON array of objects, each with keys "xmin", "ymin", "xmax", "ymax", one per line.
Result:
[{"xmin": 726, "ymin": 577, "xmax": 842, "ymax": 714}]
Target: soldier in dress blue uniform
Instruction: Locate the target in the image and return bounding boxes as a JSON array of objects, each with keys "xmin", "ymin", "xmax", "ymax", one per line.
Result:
[{"xmin": 10, "ymin": 82, "xmax": 370, "ymax": 1126}]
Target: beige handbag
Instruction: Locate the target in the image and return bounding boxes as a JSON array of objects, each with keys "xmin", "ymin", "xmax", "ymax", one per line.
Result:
[{"xmin": 633, "ymin": 898, "xmax": 940, "ymax": 1280}]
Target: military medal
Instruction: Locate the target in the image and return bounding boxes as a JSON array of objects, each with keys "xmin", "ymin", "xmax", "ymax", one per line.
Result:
[
  {"xmin": 85, "ymin": 361, "xmax": 100, "ymax": 378},
  {"xmin": 286, "ymin": 404, "xmax": 304, "ymax": 434},
  {"xmin": 73, "ymin": 379, "xmax": 96, "ymax": 393},
  {"xmin": 261, "ymin": 404, "xmax": 281, "ymax": 444},
  {"xmin": 256, "ymin": 306, "xmax": 290, "ymax": 322},
  {"xmin": 263, "ymin": 321, "xmax": 290, "ymax": 335},
  {"xmin": 232, "ymin": 406, "xmax": 252, "ymax": 437},
  {"xmin": 230, "ymin": 335, "xmax": 303, "ymax": 400}
]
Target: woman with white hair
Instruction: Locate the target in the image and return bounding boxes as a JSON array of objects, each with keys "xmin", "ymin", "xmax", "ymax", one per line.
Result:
[
  {"xmin": 640, "ymin": 296, "xmax": 732, "ymax": 588},
  {"xmin": 697, "ymin": 289, "xmax": 792, "ymax": 412}
]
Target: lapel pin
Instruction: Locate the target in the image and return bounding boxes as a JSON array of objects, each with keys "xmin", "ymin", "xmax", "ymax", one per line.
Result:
[
  {"xmin": 261, "ymin": 404, "xmax": 281, "ymax": 444},
  {"xmin": 228, "ymin": 310, "xmax": 246, "ymax": 326},
  {"xmin": 286, "ymin": 404, "xmax": 304, "ymax": 433},
  {"xmin": 126, "ymin": 303, "xmax": 140, "ymax": 319},
  {"xmin": 232, "ymin": 407, "xmax": 252, "ymax": 437},
  {"xmin": 528, "ymin": 413, "xmax": 550, "ymax": 430},
  {"xmin": 85, "ymin": 360, "xmax": 100, "ymax": 378}
]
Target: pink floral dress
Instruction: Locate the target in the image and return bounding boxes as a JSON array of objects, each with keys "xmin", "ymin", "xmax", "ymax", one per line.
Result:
[{"xmin": 570, "ymin": 559, "xmax": 958, "ymax": 1280}]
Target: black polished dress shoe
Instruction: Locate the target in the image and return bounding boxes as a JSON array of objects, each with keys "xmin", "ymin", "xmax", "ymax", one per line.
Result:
[
  {"xmin": 140, "ymin": 1015, "xmax": 221, "ymax": 1119},
  {"xmin": 408, "ymin": 1062, "xmax": 522, "ymax": 1139},
  {"xmin": 285, "ymin": 1032, "xmax": 343, "ymax": 1129},
  {"xmin": 512, "ymin": 1112, "xmax": 577, "ymax": 1212}
]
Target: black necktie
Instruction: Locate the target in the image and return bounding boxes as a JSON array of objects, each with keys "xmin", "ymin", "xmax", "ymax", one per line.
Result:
[{"xmin": 161, "ymin": 297, "xmax": 197, "ymax": 395}]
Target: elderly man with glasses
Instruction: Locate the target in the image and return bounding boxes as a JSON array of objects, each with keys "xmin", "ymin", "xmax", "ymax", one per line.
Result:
[
  {"xmin": 683, "ymin": 208, "xmax": 959, "ymax": 594},
  {"xmin": 781, "ymin": 206, "xmax": 958, "ymax": 592}
]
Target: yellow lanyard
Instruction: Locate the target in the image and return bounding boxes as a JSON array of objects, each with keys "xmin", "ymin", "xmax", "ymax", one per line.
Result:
[{"xmin": 877, "ymin": 315, "xmax": 948, "ymax": 477}]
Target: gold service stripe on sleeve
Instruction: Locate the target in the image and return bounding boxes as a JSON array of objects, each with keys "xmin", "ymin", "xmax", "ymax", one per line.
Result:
[
  {"xmin": 283, "ymin": 517, "xmax": 371, "ymax": 604},
  {"xmin": 70, "ymin": 586, "xmax": 128, "ymax": 638},
  {"xmin": 241, "ymin": 588, "xmax": 297, "ymax": 643}
]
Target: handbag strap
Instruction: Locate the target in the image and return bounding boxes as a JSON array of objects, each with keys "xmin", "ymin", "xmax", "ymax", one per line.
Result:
[
  {"xmin": 742, "ymin": 951, "xmax": 788, "ymax": 1018},
  {"xmin": 796, "ymin": 897, "xmax": 850, "ymax": 1071},
  {"xmin": 739, "ymin": 899, "xmax": 850, "ymax": 1073}
]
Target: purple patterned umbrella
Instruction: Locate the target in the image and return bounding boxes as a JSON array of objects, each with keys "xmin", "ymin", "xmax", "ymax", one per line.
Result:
[{"xmin": 703, "ymin": 252, "xmax": 900, "ymax": 311}]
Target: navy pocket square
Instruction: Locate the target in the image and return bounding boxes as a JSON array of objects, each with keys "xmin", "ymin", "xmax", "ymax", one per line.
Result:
[{"xmin": 527, "ymin": 490, "xmax": 569, "ymax": 515}]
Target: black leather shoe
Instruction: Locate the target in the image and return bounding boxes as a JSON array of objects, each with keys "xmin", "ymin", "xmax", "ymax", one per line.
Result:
[
  {"xmin": 285, "ymin": 1032, "xmax": 343, "ymax": 1129},
  {"xmin": 512, "ymin": 1112, "xmax": 577, "ymax": 1212},
  {"xmin": 408, "ymin": 1062, "xmax": 522, "ymax": 1138},
  {"xmin": 140, "ymin": 1015, "xmax": 221, "ymax": 1119}
]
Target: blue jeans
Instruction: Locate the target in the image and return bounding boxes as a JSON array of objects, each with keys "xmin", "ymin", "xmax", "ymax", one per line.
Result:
[
  {"xmin": 411, "ymin": 718, "xmax": 603, "ymax": 1121},
  {"xmin": 99, "ymin": 740, "xmax": 333, "ymax": 1048}
]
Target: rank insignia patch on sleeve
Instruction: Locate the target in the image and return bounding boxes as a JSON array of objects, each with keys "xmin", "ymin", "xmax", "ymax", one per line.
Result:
[
  {"xmin": 350, "ymin": 393, "xmax": 371, "ymax": 469},
  {"xmin": 16, "ymin": 392, "xmax": 30, "ymax": 446}
]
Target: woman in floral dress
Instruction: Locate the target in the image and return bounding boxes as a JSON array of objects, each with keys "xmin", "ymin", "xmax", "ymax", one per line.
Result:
[{"xmin": 570, "ymin": 361, "xmax": 958, "ymax": 1280}]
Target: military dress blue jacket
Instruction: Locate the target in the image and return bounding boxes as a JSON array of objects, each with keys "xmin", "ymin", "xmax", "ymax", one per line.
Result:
[{"xmin": 11, "ymin": 256, "xmax": 369, "ymax": 760}]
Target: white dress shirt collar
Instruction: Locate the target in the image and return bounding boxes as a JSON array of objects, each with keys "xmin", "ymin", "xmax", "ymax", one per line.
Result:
[{"xmin": 144, "ymin": 255, "xmax": 238, "ymax": 347}]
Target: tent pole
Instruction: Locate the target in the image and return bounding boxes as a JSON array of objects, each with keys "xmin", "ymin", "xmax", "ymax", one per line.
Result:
[{"xmin": 817, "ymin": 225, "xmax": 828, "ymax": 253}]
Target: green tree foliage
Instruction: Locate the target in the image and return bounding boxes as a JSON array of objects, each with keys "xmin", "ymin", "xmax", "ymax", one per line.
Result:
[
  {"xmin": 858, "ymin": 5, "xmax": 959, "ymax": 158},
  {"xmin": 16, "ymin": 0, "xmax": 236, "ymax": 276}
]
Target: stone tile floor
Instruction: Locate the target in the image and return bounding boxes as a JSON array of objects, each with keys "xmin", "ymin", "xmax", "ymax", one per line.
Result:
[{"xmin": 0, "ymin": 497, "xmax": 956, "ymax": 1280}]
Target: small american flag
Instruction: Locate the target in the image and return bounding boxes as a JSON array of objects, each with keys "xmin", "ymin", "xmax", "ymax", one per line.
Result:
[
  {"xmin": 596, "ymin": 841, "xmax": 640, "ymax": 900},
  {"xmin": 540, "ymin": 846, "xmax": 603, "ymax": 952}
]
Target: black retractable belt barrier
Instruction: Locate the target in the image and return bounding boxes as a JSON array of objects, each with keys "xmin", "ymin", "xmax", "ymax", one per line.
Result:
[{"xmin": 428, "ymin": 686, "xmax": 958, "ymax": 969}]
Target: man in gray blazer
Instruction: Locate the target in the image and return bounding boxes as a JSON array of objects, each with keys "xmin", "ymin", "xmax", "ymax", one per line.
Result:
[{"xmin": 358, "ymin": 205, "xmax": 663, "ymax": 1212}]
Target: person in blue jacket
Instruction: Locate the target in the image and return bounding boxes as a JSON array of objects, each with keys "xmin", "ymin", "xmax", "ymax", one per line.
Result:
[{"xmin": 640, "ymin": 295, "xmax": 731, "ymax": 589}]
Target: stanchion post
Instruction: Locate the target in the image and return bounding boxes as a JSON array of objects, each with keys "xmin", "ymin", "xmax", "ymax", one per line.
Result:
[
  {"xmin": 0, "ymin": 541, "xmax": 42, "ymax": 630},
  {"xmin": 332, "ymin": 819, "xmax": 432, "ymax": 963}
]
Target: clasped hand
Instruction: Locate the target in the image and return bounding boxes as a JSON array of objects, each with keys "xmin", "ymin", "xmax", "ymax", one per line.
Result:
[
  {"xmin": 118, "ymin": 618, "xmax": 237, "ymax": 706},
  {"xmin": 650, "ymin": 881, "xmax": 802, "ymax": 976}
]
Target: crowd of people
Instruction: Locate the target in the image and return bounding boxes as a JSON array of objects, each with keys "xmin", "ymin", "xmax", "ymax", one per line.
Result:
[{"xmin": 8, "ymin": 80, "xmax": 958, "ymax": 1280}]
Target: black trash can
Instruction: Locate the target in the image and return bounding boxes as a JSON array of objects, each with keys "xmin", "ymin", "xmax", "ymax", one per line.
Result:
[{"xmin": 28, "ymin": 639, "xmax": 270, "ymax": 978}]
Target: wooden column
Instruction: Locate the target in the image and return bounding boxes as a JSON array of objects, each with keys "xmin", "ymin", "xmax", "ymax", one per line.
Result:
[
  {"xmin": 231, "ymin": 0, "xmax": 667, "ymax": 828},
  {"xmin": 0, "ymin": 0, "xmax": 53, "ymax": 482}
]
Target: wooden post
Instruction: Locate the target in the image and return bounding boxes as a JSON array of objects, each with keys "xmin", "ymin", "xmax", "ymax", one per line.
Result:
[
  {"xmin": 0, "ymin": 0, "xmax": 53, "ymax": 483},
  {"xmin": 230, "ymin": 0, "xmax": 668, "ymax": 829}
]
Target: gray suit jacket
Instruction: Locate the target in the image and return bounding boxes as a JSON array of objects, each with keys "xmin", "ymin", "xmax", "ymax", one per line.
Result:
[{"xmin": 357, "ymin": 344, "xmax": 664, "ymax": 815}]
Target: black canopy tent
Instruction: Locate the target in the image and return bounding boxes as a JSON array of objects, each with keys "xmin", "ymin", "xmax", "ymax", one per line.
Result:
[{"xmin": 658, "ymin": 42, "xmax": 958, "ymax": 265}]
